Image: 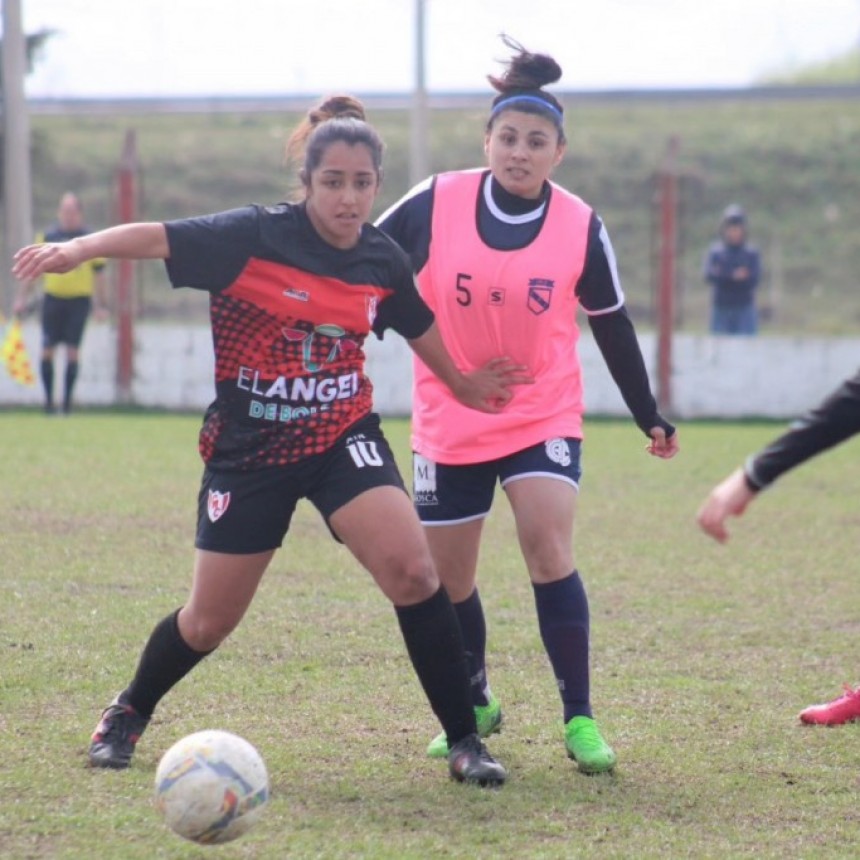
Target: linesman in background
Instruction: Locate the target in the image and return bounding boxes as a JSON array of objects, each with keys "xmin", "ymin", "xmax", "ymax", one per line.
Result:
[{"xmin": 13, "ymin": 192, "xmax": 108, "ymax": 414}]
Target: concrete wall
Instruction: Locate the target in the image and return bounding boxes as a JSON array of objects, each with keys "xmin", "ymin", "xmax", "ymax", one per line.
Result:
[{"xmin": 2, "ymin": 320, "xmax": 856, "ymax": 420}]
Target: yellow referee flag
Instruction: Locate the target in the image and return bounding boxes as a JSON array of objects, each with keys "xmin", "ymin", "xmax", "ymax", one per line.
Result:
[{"xmin": 1, "ymin": 319, "xmax": 36, "ymax": 386}]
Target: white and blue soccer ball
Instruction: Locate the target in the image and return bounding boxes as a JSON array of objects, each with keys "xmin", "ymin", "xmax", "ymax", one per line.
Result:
[{"xmin": 154, "ymin": 729, "xmax": 269, "ymax": 844}]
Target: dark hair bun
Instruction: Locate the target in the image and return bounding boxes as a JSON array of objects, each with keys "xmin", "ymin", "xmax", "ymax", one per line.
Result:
[
  {"xmin": 487, "ymin": 34, "xmax": 562, "ymax": 94},
  {"xmin": 310, "ymin": 95, "xmax": 366, "ymax": 126}
]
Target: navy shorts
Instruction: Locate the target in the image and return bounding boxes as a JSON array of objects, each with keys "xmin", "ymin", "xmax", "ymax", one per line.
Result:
[
  {"xmin": 413, "ymin": 437, "xmax": 582, "ymax": 525},
  {"xmin": 41, "ymin": 294, "xmax": 91, "ymax": 348},
  {"xmin": 196, "ymin": 413, "xmax": 407, "ymax": 553}
]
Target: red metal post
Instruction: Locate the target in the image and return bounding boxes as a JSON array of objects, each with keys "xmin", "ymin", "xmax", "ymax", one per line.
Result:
[
  {"xmin": 115, "ymin": 129, "xmax": 138, "ymax": 402},
  {"xmin": 656, "ymin": 135, "xmax": 680, "ymax": 414}
]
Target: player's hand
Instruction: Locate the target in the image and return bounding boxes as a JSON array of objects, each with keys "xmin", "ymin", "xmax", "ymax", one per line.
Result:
[
  {"xmin": 453, "ymin": 357, "xmax": 534, "ymax": 414},
  {"xmin": 13, "ymin": 240, "xmax": 84, "ymax": 280},
  {"xmin": 93, "ymin": 305, "xmax": 110, "ymax": 323},
  {"xmin": 646, "ymin": 426, "xmax": 679, "ymax": 459},
  {"xmin": 696, "ymin": 468, "xmax": 756, "ymax": 543}
]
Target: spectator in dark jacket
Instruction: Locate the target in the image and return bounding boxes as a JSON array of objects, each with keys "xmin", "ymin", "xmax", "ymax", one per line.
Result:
[{"xmin": 703, "ymin": 204, "xmax": 761, "ymax": 335}]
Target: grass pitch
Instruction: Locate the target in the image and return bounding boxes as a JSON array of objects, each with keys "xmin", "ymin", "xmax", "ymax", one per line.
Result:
[{"xmin": 1, "ymin": 411, "xmax": 859, "ymax": 858}]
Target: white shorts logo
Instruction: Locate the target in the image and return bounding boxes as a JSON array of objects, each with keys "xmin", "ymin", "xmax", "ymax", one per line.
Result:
[
  {"xmin": 207, "ymin": 489, "xmax": 231, "ymax": 522},
  {"xmin": 545, "ymin": 438, "xmax": 571, "ymax": 467},
  {"xmin": 413, "ymin": 453, "xmax": 438, "ymax": 505},
  {"xmin": 346, "ymin": 437, "xmax": 383, "ymax": 468}
]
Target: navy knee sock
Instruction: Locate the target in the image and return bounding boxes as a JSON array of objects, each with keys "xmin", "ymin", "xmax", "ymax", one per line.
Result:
[
  {"xmin": 395, "ymin": 586, "xmax": 476, "ymax": 747},
  {"xmin": 533, "ymin": 571, "xmax": 592, "ymax": 722},
  {"xmin": 453, "ymin": 589, "xmax": 490, "ymax": 707},
  {"xmin": 122, "ymin": 609, "xmax": 212, "ymax": 718}
]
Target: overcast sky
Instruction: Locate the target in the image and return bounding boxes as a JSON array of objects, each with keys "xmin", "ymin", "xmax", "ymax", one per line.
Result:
[{"xmin": 15, "ymin": 0, "xmax": 860, "ymax": 97}]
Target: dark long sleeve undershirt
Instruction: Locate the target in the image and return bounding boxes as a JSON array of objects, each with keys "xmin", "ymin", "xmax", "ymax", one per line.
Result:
[
  {"xmin": 588, "ymin": 307, "xmax": 675, "ymax": 438},
  {"xmin": 744, "ymin": 368, "xmax": 860, "ymax": 490}
]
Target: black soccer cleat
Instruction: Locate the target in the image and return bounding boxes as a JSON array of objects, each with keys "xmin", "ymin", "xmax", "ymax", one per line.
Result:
[
  {"xmin": 88, "ymin": 697, "xmax": 150, "ymax": 769},
  {"xmin": 447, "ymin": 733, "xmax": 507, "ymax": 787}
]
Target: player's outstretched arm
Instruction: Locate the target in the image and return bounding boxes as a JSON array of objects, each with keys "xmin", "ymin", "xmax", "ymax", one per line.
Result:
[
  {"xmin": 13, "ymin": 223, "xmax": 169, "ymax": 280},
  {"xmin": 696, "ymin": 467, "xmax": 757, "ymax": 543}
]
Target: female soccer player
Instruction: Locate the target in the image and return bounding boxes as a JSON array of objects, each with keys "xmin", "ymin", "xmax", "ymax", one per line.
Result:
[
  {"xmin": 13, "ymin": 95, "xmax": 531, "ymax": 787},
  {"xmin": 376, "ymin": 37, "xmax": 679, "ymax": 774},
  {"xmin": 698, "ymin": 367, "xmax": 860, "ymax": 726}
]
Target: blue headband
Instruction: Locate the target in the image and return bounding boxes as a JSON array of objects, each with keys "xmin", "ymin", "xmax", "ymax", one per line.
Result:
[{"xmin": 490, "ymin": 94, "xmax": 563, "ymax": 122}]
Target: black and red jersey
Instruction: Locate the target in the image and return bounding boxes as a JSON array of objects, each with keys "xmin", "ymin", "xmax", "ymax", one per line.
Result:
[{"xmin": 164, "ymin": 202, "xmax": 433, "ymax": 470}]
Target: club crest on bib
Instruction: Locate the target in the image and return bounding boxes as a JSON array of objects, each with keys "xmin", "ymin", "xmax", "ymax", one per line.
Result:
[
  {"xmin": 207, "ymin": 489, "xmax": 231, "ymax": 522},
  {"xmin": 545, "ymin": 438, "xmax": 571, "ymax": 467},
  {"xmin": 527, "ymin": 277, "xmax": 555, "ymax": 315}
]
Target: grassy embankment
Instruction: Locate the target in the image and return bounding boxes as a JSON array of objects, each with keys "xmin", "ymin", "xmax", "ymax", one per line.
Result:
[{"xmin": 23, "ymin": 92, "xmax": 860, "ymax": 333}]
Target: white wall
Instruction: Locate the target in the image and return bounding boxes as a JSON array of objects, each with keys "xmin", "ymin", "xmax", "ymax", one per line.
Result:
[{"xmin": 2, "ymin": 320, "xmax": 857, "ymax": 420}]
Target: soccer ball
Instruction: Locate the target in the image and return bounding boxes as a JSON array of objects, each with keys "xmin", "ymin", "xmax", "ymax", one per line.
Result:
[{"xmin": 154, "ymin": 729, "xmax": 269, "ymax": 844}]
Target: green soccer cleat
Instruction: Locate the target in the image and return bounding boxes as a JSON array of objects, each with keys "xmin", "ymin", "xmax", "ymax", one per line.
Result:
[
  {"xmin": 427, "ymin": 695, "xmax": 503, "ymax": 758},
  {"xmin": 564, "ymin": 715, "xmax": 617, "ymax": 774}
]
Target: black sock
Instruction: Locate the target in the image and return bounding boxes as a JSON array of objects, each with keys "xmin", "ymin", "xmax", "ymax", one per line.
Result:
[
  {"xmin": 533, "ymin": 571, "xmax": 592, "ymax": 722},
  {"xmin": 40, "ymin": 358, "xmax": 54, "ymax": 410},
  {"xmin": 63, "ymin": 360, "xmax": 79, "ymax": 412},
  {"xmin": 395, "ymin": 586, "xmax": 477, "ymax": 748},
  {"xmin": 121, "ymin": 609, "xmax": 213, "ymax": 718},
  {"xmin": 453, "ymin": 589, "xmax": 490, "ymax": 707}
]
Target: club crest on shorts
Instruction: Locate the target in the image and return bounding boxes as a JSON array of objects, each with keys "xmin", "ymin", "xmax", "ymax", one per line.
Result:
[
  {"xmin": 545, "ymin": 438, "xmax": 571, "ymax": 467},
  {"xmin": 207, "ymin": 489, "xmax": 231, "ymax": 523}
]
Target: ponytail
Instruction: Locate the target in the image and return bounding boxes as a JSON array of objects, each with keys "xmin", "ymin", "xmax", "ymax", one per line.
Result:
[{"xmin": 286, "ymin": 94, "xmax": 384, "ymax": 193}]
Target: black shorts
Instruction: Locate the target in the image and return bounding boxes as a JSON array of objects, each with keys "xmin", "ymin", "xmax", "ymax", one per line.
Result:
[
  {"xmin": 41, "ymin": 294, "xmax": 92, "ymax": 349},
  {"xmin": 413, "ymin": 437, "xmax": 582, "ymax": 525},
  {"xmin": 195, "ymin": 413, "xmax": 407, "ymax": 554}
]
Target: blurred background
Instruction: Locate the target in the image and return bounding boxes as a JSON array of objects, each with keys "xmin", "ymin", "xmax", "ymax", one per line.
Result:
[{"xmin": 3, "ymin": 1, "xmax": 860, "ymax": 338}]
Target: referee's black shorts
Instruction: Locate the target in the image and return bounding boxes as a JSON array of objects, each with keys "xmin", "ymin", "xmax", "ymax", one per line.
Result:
[
  {"xmin": 41, "ymin": 294, "xmax": 92, "ymax": 349},
  {"xmin": 195, "ymin": 413, "xmax": 407, "ymax": 554}
]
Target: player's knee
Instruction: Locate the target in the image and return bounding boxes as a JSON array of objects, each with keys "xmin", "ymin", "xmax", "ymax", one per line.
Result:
[
  {"xmin": 521, "ymin": 538, "xmax": 572, "ymax": 582},
  {"xmin": 179, "ymin": 610, "xmax": 239, "ymax": 652},
  {"xmin": 379, "ymin": 551, "xmax": 438, "ymax": 604}
]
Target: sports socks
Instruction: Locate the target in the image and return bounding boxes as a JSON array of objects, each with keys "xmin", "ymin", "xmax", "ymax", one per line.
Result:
[
  {"xmin": 63, "ymin": 360, "xmax": 79, "ymax": 412},
  {"xmin": 121, "ymin": 608, "xmax": 213, "ymax": 719},
  {"xmin": 533, "ymin": 570, "xmax": 593, "ymax": 722},
  {"xmin": 40, "ymin": 358, "xmax": 54, "ymax": 411},
  {"xmin": 452, "ymin": 588, "xmax": 491, "ymax": 707},
  {"xmin": 395, "ymin": 586, "xmax": 477, "ymax": 748}
]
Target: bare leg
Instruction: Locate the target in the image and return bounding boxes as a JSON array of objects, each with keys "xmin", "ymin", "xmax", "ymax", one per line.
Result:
[
  {"xmin": 330, "ymin": 485, "xmax": 440, "ymax": 604},
  {"xmin": 422, "ymin": 520, "xmax": 484, "ymax": 603},
  {"xmin": 330, "ymin": 486, "xmax": 480, "ymax": 749},
  {"xmin": 178, "ymin": 549, "xmax": 275, "ymax": 650},
  {"xmin": 506, "ymin": 478, "xmax": 595, "ymax": 722},
  {"xmin": 505, "ymin": 477, "xmax": 576, "ymax": 584}
]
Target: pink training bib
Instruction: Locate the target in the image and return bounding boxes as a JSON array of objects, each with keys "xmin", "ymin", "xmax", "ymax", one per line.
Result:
[{"xmin": 412, "ymin": 170, "xmax": 593, "ymax": 464}]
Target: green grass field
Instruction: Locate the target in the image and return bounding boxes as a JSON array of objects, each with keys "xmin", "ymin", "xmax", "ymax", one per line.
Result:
[{"xmin": 2, "ymin": 412, "xmax": 859, "ymax": 859}]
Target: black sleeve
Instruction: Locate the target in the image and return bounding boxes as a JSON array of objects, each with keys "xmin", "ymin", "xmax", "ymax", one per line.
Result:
[
  {"xmin": 164, "ymin": 206, "xmax": 260, "ymax": 292},
  {"xmin": 371, "ymin": 238, "xmax": 435, "ymax": 341},
  {"xmin": 588, "ymin": 306, "xmax": 675, "ymax": 438},
  {"xmin": 744, "ymin": 368, "xmax": 860, "ymax": 490},
  {"xmin": 374, "ymin": 179, "xmax": 434, "ymax": 274},
  {"xmin": 575, "ymin": 213, "xmax": 626, "ymax": 314}
]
